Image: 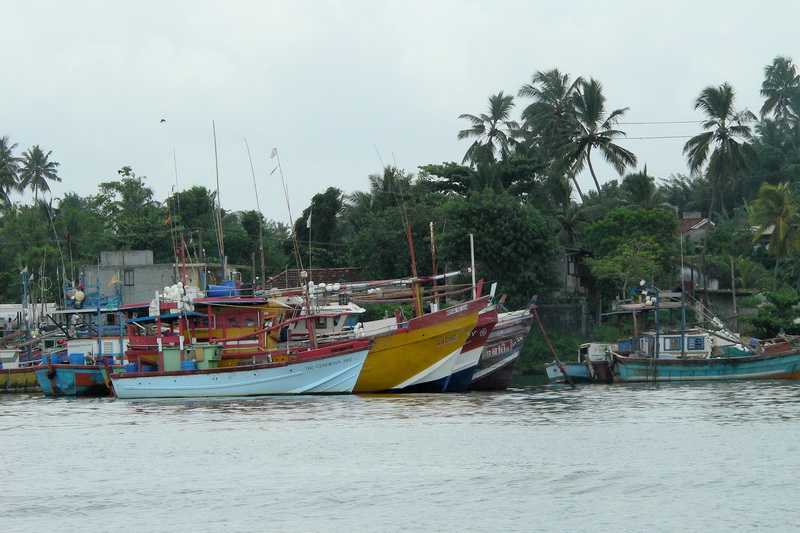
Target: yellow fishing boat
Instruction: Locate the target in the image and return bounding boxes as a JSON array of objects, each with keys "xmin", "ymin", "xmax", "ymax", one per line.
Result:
[
  {"xmin": 0, "ymin": 349, "xmax": 42, "ymax": 393},
  {"xmin": 354, "ymin": 295, "xmax": 491, "ymax": 393}
]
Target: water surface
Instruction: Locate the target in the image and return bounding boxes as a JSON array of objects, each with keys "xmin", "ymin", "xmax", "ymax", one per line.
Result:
[{"xmin": 3, "ymin": 380, "xmax": 799, "ymax": 532}]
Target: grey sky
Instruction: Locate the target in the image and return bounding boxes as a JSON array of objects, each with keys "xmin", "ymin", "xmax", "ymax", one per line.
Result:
[{"xmin": 2, "ymin": 1, "xmax": 795, "ymax": 224}]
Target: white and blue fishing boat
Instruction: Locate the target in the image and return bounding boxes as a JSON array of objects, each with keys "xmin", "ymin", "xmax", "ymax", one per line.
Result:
[
  {"xmin": 545, "ymin": 342, "xmax": 613, "ymax": 384},
  {"xmin": 110, "ymin": 339, "xmax": 372, "ymax": 399}
]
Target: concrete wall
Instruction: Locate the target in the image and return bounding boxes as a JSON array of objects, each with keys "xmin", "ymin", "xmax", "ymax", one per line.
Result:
[
  {"xmin": 100, "ymin": 250, "xmax": 154, "ymax": 266},
  {"xmin": 79, "ymin": 264, "xmax": 176, "ymax": 306}
]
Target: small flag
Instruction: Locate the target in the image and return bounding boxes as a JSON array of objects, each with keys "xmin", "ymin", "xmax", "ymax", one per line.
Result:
[
  {"xmin": 270, "ymin": 147, "xmax": 278, "ymax": 159},
  {"xmin": 108, "ymin": 271, "xmax": 120, "ymax": 287},
  {"xmin": 306, "ymin": 214, "xmax": 312, "ymax": 229}
]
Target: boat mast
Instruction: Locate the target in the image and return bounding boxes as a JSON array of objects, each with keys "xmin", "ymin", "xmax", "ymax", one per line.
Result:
[
  {"xmin": 244, "ymin": 138, "xmax": 266, "ymax": 288},
  {"xmin": 470, "ymin": 234, "xmax": 477, "ymax": 300},
  {"xmin": 212, "ymin": 121, "xmax": 226, "ymax": 279}
]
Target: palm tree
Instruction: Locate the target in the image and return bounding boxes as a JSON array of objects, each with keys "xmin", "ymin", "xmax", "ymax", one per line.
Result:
[
  {"xmin": 544, "ymin": 174, "xmax": 589, "ymax": 245},
  {"xmin": 683, "ymin": 83, "xmax": 757, "ymax": 221},
  {"xmin": 621, "ymin": 168, "xmax": 668, "ymax": 210},
  {"xmin": 518, "ymin": 68, "xmax": 585, "ymax": 199},
  {"xmin": 569, "ymin": 78, "xmax": 637, "ymax": 203},
  {"xmin": 458, "ymin": 92, "xmax": 519, "ymax": 165},
  {"xmin": 750, "ymin": 181, "xmax": 800, "ymax": 287},
  {"xmin": 519, "ymin": 68, "xmax": 583, "ymax": 137},
  {"xmin": 18, "ymin": 145, "xmax": 61, "ymax": 203},
  {"xmin": 0, "ymin": 135, "xmax": 21, "ymax": 206},
  {"xmin": 760, "ymin": 56, "xmax": 800, "ymax": 120}
]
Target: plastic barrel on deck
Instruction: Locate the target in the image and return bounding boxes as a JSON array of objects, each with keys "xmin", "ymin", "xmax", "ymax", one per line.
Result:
[
  {"xmin": 181, "ymin": 360, "xmax": 197, "ymax": 370},
  {"xmin": 68, "ymin": 353, "xmax": 85, "ymax": 366},
  {"xmin": 125, "ymin": 363, "xmax": 139, "ymax": 373}
]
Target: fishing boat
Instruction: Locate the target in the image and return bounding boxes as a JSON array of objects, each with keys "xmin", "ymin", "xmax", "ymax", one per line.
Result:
[
  {"xmin": 34, "ymin": 282, "xmax": 125, "ymax": 397},
  {"xmin": 353, "ymin": 295, "xmax": 491, "ymax": 393},
  {"xmin": 545, "ymin": 343, "xmax": 613, "ymax": 384},
  {"xmin": 109, "ymin": 339, "xmax": 372, "ymax": 399},
  {"xmin": 611, "ymin": 335, "xmax": 800, "ymax": 382},
  {"xmin": 443, "ymin": 307, "xmax": 498, "ymax": 392},
  {"xmin": 607, "ymin": 283, "xmax": 800, "ymax": 382},
  {"xmin": 0, "ymin": 348, "xmax": 41, "ymax": 392},
  {"xmin": 469, "ymin": 307, "xmax": 534, "ymax": 390},
  {"xmin": 0, "ymin": 329, "xmax": 59, "ymax": 392}
]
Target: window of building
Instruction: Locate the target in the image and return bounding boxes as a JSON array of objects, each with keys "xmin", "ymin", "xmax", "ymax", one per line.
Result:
[{"xmin": 123, "ymin": 269, "xmax": 134, "ymax": 286}]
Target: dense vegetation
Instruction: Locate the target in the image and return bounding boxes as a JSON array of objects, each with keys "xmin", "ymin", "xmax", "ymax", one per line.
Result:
[{"xmin": 4, "ymin": 55, "xmax": 800, "ymax": 372}]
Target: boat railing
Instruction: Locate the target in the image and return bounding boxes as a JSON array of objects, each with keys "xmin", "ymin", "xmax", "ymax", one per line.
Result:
[{"xmin": 63, "ymin": 284, "xmax": 122, "ymax": 310}]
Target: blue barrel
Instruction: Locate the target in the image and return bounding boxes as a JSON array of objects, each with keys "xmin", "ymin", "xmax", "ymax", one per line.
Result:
[
  {"xmin": 208, "ymin": 279, "xmax": 239, "ymax": 297},
  {"xmin": 141, "ymin": 365, "xmax": 156, "ymax": 372},
  {"xmin": 68, "ymin": 353, "xmax": 85, "ymax": 366},
  {"xmin": 181, "ymin": 360, "xmax": 197, "ymax": 370},
  {"xmin": 125, "ymin": 363, "xmax": 139, "ymax": 373}
]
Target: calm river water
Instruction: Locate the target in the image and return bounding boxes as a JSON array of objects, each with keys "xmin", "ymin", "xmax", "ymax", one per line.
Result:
[{"xmin": 3, "ymin": 379, "xmax": 800, "ymax": 532}]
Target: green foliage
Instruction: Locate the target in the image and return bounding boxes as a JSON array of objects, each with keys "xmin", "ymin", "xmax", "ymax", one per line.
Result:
[
  {"xmin": 517, "ymin": 330, "xmax": 588, "ymax": 374},
  {"xmin": 583, "ymin": 207, "xmax": 678, "ymax": 261},
  {"xmin": 745, "ymin": 288, "xmax": 800, "ymax": 337},
  {"xmin": 584, "ymin": 236, "xmax": 662, "ymax": 298},
  {"xmin": 436, "ymin": 189, "xmax": 560, "ymax": 307}
]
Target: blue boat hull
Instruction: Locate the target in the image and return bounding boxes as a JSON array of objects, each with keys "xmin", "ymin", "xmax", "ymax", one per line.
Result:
[
  {"xmin": 35, "ymin": 365, "xmax": 111, "ymax": 397},
  {"xmin": 443, "ymin": 364, "xmax": 478, "ymax": 392},
  {"xmin": 545, "ymin": 361, "xmax": 592, "ymax": 383},
  {"xmin": 614, "ymin": 350, "xmax": 800, "ymax": 382}
]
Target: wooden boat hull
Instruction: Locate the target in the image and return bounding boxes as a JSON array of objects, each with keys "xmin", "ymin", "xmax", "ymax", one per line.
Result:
[
  {"xmin": 469, "ymin": 311, "xmax": 533, "ymax": 391},
  {"xmin": 0, "ymin": 366, "xmax": 41, "ymax": 393},
  {"xmin": 110, "ymin": 344, "xmax": 371, "ymax": 399},
  {"xmin": 545, "ymin": 361, "xmax": 591, "ymax": 383},
  {"xmin": 444, "ymin": 309, "xmax": 498, "ymax": 392},
  {"xmin": 354, "ymin": 296, "xmax": 490, "ymax": 393},
  {"xmin": 613, "ymin": 350, "xmax": 800, "ymax": 382},
  {"xmin": 35, "ymin": 365, "xmax": 111, "ymax": 397}
]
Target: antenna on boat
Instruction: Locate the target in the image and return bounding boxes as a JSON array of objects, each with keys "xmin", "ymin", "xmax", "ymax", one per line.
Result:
[{"xmin": 244, "ymin": 137, "xmax": 266, "ymax": 288}]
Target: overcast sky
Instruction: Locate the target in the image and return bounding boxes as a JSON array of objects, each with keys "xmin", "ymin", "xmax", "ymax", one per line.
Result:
[{"xmin": 2, "ymin": 1, "xmax": 796, "ymax": 225}]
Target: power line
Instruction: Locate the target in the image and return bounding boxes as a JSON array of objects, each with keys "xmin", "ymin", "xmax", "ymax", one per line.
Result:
[
  {"xmin": 625, "ymin": 135, "xmax": 694, "ymax": 140},
  {"xmin": 620, "ymin": 120, "xmax": 703, "ymax": 125}
]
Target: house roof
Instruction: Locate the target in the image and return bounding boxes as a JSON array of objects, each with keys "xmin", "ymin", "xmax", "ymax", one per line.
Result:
[{"xmin": 677, "ymin": 218, "xmax": 714, "ymax": 235}]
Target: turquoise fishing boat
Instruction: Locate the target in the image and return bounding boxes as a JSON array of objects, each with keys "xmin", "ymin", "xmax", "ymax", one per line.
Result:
[{"xmin": 612, "ymin": 337, "xmax": 800, "ymax": 382}]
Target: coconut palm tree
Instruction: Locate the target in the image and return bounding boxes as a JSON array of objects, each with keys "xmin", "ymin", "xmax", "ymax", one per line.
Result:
[
  {"xmin": 458, "ymin": 92, "xmax": 519, "ymax": 165},
  {"xmin": 621, "ymin": 168, "xmax": 669, "ymax": 210},
  {"xmin": 750, "ymin": 181, "xmax": 800, "ymax": 287},
  {"xmin": 569, "ymin": 78, "xmax": 637, "ymax": 203},
  {"xmin": 683, "ymin": 83, "xmax": 757, "ymax": 222},
  {"xmin": 18, "ymin": 145, "xmax": 61, "ymax": 203},
  {"xmin": 760, "ymin": 55, "xmax": 800, "ymax": 120},
  {"xmin": 519, "ymin": 68, "xmax": 583, "ymax": 137},
  {"xmin": 0, "ymin": 135, "xmax": 21, "ymax": 206},
  {"xmin": 518, "ymin": 68, "xmax": 585, "ymax": 200}
]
